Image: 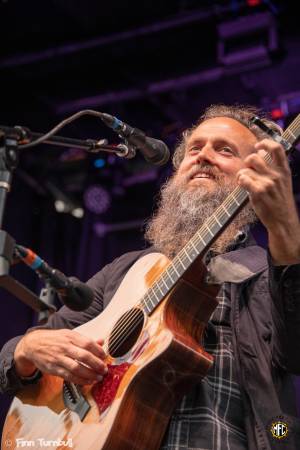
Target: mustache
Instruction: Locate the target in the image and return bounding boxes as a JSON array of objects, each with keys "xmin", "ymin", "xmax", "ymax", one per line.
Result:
[{"xmin": 183, "ymin": 163, "xmax": 223, "ymax": 182}]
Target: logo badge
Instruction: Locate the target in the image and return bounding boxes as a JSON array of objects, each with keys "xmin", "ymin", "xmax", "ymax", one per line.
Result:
[{"xmin": 270, "ymin": 420, "xmax": 289, "ymax": 440}]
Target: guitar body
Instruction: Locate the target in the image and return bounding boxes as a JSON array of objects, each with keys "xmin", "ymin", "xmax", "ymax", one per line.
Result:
[{"xmin": 2, "ymin": 252, "xmax": 219, "ymax": 450}]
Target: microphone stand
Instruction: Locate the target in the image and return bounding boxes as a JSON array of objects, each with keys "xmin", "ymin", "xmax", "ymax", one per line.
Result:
[
  {"xmin": 0, "ymin": 123, "xmax": 134, "ymax": 315},
  {"xmin": 0, "ymin": 124, "xmax": 135, "ymax": 156},
  {"xmin": 0, "ymin": 130, "xmax": 56, "ymax": 315}
]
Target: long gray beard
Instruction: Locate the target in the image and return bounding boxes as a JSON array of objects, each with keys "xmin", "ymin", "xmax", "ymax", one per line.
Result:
[{"xmin": 145, "ymin": 169, "xmax": 257, "ymax": 259}]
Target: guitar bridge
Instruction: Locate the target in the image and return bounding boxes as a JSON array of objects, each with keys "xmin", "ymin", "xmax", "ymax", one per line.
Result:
[{"xmin": 63, "ymin": 381, "xmax": 91, "ymax": 420}]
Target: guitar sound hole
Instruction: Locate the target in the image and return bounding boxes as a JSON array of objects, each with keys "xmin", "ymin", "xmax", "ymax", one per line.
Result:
[{"xmin": 108, "ymin": 308, "xmax": 144, "ymax": 358}]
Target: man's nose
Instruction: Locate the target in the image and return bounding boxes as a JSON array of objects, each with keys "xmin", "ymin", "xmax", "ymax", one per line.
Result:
[{"xmin": 195, "ymin": 144, "xmax": 216, "ymax": 164}]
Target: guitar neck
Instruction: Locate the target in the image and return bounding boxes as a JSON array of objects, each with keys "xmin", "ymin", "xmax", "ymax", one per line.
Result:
[{"xmin": 142, "ymin": 113, "xmax": 300, "ymax": 315}]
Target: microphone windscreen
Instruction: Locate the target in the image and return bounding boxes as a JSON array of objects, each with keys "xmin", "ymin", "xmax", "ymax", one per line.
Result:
[{"xmin": 59, "ymin": 277, "xmax": 94, "ymax": 311}]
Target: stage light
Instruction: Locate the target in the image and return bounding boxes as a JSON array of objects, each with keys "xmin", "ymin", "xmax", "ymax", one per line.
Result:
[
  {"xmin": 83, "ymin": 184, "xmax": 111, "ymax": 215},
  {"xmin": 71, "ymin": 207, "xmax": 84, "ymax": 218},
  {"xmin": 47, "ymin": 181, "xmax": 84, "ymax": 219},
  {"xmin": 247, "ymin": 0, "xmax": 261, "ymax": 6},
  {"xmin": 270, "ymin": 108, "xmax": 284, "ymax": 120},
  {"xmin": 93, "ymin": 158, "xmax": 106, "ymax": 168},
  {"xmin": 54, "ymin": 200, "xmax": 67, "ymax": 213}
]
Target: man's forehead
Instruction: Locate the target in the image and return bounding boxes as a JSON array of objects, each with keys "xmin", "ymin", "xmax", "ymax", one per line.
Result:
[{"xmin": 188, "ymin": 116, "xmax": 257, "ymax": 142}]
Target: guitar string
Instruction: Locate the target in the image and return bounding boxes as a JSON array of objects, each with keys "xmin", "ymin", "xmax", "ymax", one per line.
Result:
[
  {"xmin": 287, "ymin": 116, "xmax": 300, "ymax": 133},
  {"xmin": 100, "ymin": 119, "xmax": 299, "ymax": 358},
  {"xmin": 102, "ymin": 307, "xmax": 142, "ymax": 354}
]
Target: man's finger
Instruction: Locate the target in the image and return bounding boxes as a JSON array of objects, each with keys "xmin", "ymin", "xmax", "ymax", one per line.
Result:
[
  {"xmin": 68, "ymin": 346, "xmax": 107, "ymax": 374},
  {"xmin": 59, "ymin": 356, "xmax": 104, "ymax": 382},
  {"xmin": 71, "ymin": 331, "xmax": 106, "ymax": 359},
  {"xmin": 255, "ymin": 139, "xmax": 289, "ymax": 169}
]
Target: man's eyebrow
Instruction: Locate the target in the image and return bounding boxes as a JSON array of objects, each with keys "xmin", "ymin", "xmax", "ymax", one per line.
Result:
[
  {"xmin": 186, "ymin": 137, "xmax": 205, "ymax": 149},
  {"xmin": 186, "ymin": 137, "xmax": 241, "ymax": 155}
]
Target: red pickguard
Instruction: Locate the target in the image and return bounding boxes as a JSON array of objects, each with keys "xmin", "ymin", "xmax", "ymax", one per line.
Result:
[{"xmin": 92, "ymin": 363, "xmax": 131, "ymax": 414}]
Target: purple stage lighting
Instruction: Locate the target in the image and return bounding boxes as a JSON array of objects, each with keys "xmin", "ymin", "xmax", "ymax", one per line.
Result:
[{"xmin": 83, "ymin": 185, "xmax": 111, "ymax": 215}]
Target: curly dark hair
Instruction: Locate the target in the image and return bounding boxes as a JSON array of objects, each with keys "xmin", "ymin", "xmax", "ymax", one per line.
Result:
[{"xmin": 172, "ymin": 104, "xmax": 282, "ymax": 169}]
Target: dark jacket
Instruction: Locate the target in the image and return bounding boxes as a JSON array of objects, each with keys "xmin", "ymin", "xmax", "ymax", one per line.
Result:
[{"xmin": 1, "ymin": 244, "xmax": 300, "ymax": 449}]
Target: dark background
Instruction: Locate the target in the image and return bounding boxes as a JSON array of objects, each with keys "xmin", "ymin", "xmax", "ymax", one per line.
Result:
[{"xmin": 0, "ymin": 0, "xmax": 300, "ymax": 432}]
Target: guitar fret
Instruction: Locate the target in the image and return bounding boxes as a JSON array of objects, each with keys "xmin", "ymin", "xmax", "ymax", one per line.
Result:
[
  {"xmin": 143, "ymin": 294, "xmax": 153, "ymax": 312},
  {"xmin": 143, "ymin": 301, "xmax": 151, "ymax": 314},
  {"xmin": 232, "ymin": 195, "xmax": 240, "ymax": 206},
  {"xmin": 198, "ymin": 234, "xmax": 206, "ymax": 245},
  {"xmin": 183, "ymin": 243, "xmax": 197, "ymax": 260},
  {"xmin": 285, "ymin": 128, "xmax": 296, "ymax": 140},
  {"xmin": 161, "ymin": 275, "xmax": 171, "ymax": 289},
  {"xmin": 146, "ymin": 292, "xmax": 155, "ymax": 307},
  {"xmin": 177, "ymin": 257, "xmax": 187, "ymax": 270},
  {"xmin": 191, "ymin": 240, "xmax": 198, "ymax": 252},
  {"xmin": 222, "ymin": 205, "xmax": 231, "ymax": 217},
  {"xmin": 166, "ymin": 268, "xmax": 175, "ymax": 283},
  {"xmin": 152, "ymin": 288, "xmax": 160, "ymax": 301},
  {"xmin": 172, "ymin": 264, "xmax": 180, "ymax": 276},
  {"xmin": 206, "ymin": 225, "xmax": 214, "ymax": 237},
  {"xmin": 183, "ymin": 248, "xmax": 193, "ymax": 262},
  {"xmin": 213, "ymin": 214, "xmax": 222, "ymax": 227},
  {"xmin": 156, "ymin": 282, "xmax": 165, "ymax": 296}
]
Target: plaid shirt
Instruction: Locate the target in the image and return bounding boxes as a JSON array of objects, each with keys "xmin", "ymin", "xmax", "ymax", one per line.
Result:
[{"xmin": 160, "ymin": 282, "xmax": 248, "ymax": 450}]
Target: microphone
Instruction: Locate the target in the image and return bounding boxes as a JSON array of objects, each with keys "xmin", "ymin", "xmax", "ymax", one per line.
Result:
[
  {"xmin": 100, "ymin": 113, "xmax": 170, "ymax": 166},
  {"xmin": 15, "ymin": 245, "xmax": 94, "ymax": 311}
]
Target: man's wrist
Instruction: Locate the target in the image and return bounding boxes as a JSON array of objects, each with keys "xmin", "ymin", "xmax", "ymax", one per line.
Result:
[
  {"xmin": 268, "ymin": 228, "xmax": 300, "ymax": 265},
  {"xmin": 10, "ymin": 359, "xmax": 42, "ymax": 385},
  {"xmin": 18, "ymin": 368, "xmax": 42, "ymax": 383},
  {"xmin": 14, "ymin": 338, "xmax": 37, "ymax": 378}
]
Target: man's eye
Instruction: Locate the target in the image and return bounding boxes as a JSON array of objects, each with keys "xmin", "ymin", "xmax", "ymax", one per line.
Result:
[{"xmin": 220, "ymin": 146, "xmax": 233, "ymax": 154}]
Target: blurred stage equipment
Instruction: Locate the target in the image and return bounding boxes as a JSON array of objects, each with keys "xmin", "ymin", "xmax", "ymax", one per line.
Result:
[
  {"xmin": 262, "ymin": 90, "xmax": 300, "ymax": 121},
  {"xmin": 217, "ymin": 12, "xmax": 278, "ymax": 70},
  {"xmin": 0, "ymin": 109, "xmax": 169, "ymax": 314},
  {"xmin": 94, "ymin": 219, "xmax": 144, "ymax": 238},
  {"xmin": 15, "ymin": 245, "xmax": 94, "ymax": 312},
  {"xmin": 46, "ymin": 181, "xmax": 84, "ymax": 219},
  {"xmin": 1, "ymin": 110, "xmax": 170, "ymax": 165}
]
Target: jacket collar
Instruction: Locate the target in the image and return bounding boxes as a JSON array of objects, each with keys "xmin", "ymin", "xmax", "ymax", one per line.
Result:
[{"xmin": 207, "ymin": 238, "xmax": 268, "ymax": 284}]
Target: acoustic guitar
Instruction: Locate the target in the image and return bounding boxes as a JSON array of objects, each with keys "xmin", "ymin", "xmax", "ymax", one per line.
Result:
[{"xmin": 2, "ymin": 114, "xmax": 300, "ymax": 450}]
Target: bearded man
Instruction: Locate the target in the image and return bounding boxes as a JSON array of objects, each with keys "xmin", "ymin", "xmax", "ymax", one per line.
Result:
[{"xmin": 1, "ymin": 104, "xmax": 300, "ymax": 449}]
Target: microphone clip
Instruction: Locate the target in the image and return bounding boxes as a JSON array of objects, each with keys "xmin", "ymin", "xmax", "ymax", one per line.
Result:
[{"xmin": 115, "ymin": 143, "xmax": 136, "ymax": 159}]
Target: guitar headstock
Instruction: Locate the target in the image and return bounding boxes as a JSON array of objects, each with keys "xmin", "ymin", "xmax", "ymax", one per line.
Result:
[{"xmin": 251, "ymin": 114, "xmax": 300, "ymax": 155}]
